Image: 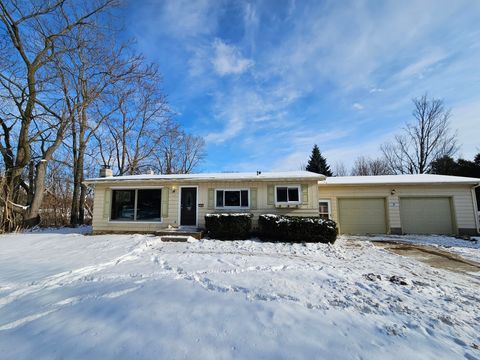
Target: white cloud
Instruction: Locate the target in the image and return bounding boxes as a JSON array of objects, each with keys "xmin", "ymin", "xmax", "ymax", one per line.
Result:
[
  {"xmin": 211, "ymin": 39, "xmax": 254, "ymax": 76},
  {"xmin": 157, "ymin": 0, "xmax": 217, "ymax": 38},
  {"xmin": 394, "ymin": 50, "xmax": 447, "ymax": 80},
  {"xmin": 450, "ymin": 100, "xmax": 480, "ymax": 159},
  {"xmin": 353, "ymin": 103, "xmax": 364, "ymax": 110}
]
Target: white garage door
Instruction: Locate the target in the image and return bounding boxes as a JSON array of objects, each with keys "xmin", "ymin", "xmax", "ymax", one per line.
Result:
[
  {"xmin": 338, "ymin": 198, "xmax": 387, "ymax": 234},
  {"xmin": 400, "ymin": 197, "xmax": 454, "ymax": 234}
]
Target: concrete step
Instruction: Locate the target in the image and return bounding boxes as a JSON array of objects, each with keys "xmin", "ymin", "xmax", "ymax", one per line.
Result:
[{"xmin": 154, "ymin": 230, "xmax": 203, "ymax": 240}]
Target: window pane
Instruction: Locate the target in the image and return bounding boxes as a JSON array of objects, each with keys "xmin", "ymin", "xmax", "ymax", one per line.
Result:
[
  {"xmin": 288, "ymin": 187, "xmax": 299, "ymax": 202},
  {"xmin": 319, "ymin": 202, "xmax": 329, "ymax": 213},
  {"xmin": 224, "ymin": 190, "xmax": 240, "ymax": 207},
  {"xmin": 276, "ymin": 187, "xmax": 287, "ymax": 202},
  {"xmin": 111, "ymin": 190, "xmax": 135, "ymax": 220},
  {"xmin": 136, "ymin": 189, "xmax": 161, "ymax": 221},
  {"xmin": 319, "ymin": 213, "xmax": 329, "ymax": 220},
  {"xmin": 216, "ymin": 190, "xmax": 224, "ymax": 207},
  {"xmin": 241, "ymin": 190, "xmax": 249, "ymax": 207}
]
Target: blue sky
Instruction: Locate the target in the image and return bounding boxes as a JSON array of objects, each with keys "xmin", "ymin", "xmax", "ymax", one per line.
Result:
[{"xmin": 124, "ymin": 0, "xmax": 480, "ymax": 172}]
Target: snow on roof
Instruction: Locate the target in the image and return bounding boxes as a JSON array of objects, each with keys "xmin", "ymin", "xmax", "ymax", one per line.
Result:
[
  {"xmin": 85, "ymin": 171, "xmax": 325, "ymax": 183},
  {"xmin": 320, "ymin": 174, "xmax": 480, "ymax": 186}
]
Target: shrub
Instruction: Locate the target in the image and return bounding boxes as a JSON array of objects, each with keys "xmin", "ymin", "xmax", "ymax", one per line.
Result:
[
  {"xmin": 258, "ymin": 214, "xmax": 337, "ymax": 244},
  {"xmin": 205, "ymin": 213, "xmax": 253, "ymax": 240}
]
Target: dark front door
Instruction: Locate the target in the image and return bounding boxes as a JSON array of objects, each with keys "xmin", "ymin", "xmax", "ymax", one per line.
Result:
[{"xmin": 180, "ymin": 187, "xmax": 197, "ymax": 226}]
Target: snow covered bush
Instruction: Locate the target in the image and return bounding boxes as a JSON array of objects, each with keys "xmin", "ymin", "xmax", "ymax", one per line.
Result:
[
  {"xmin": 258, "ymin": 214, "xmax": 337, "ymax": 243},
  {"xmin": 205, "ymin": 213, "xmax": 253, "ymax": 240}
]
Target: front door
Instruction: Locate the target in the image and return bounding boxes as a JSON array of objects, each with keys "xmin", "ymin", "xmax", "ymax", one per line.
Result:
[{"xmin": 180, "ymin": 187, "xmax": 197, "ymax": 226}]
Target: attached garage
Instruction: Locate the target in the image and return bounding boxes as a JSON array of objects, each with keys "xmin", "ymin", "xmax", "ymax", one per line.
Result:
[
  {"xmin": 338, "ymin": 198, "xmax": 387, "ymax": 234},
  {"xmin": 319, "ymin": 174, "xmax": 480, "ymax": 236},
  {"xmin": 400, "ymin": 197, "xmax": 454, "ymax": 234}
]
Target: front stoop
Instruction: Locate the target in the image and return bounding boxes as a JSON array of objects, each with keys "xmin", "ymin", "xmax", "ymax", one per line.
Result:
[{"xmin": 154, "ymin": 229, "xmax": 203, "ymax": 240}]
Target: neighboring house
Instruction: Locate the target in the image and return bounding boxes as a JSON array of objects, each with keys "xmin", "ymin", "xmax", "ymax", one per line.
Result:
[{"xmin": 85, "ymin": 170, "xmax": 480, "ymax": 236}]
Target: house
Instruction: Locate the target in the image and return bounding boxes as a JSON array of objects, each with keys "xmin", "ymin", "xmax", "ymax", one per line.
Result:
[
  {"xmin": 85, "ymin": 170, "xmax": 323, "ymax": 235},
  {"xmin": 85, "ymin": 170, "xmax": 480, "ymax": 236}
]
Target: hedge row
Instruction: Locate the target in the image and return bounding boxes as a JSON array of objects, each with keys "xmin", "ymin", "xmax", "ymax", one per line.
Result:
[
  {"xmin": 204, "ymin": 213, "xmax": 337, "ymax": 243},
  {"xmin": 258, "ymin": 214, "xmax": 337, "ymax": 244},
  {"xmin": 204, "ymin": 213, "xmax": 253, "ymax": 240}
]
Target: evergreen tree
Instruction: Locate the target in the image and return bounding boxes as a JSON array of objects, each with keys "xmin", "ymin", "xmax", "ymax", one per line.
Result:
[
  {"xmin": 305, "ymin": 144, "xmax": 333, "ymax": 176},
  {"xmin": 474, "ymin": 153, "xmax": 480, "ymax": 166},
  {"xmin": 430, "ymin": 155, "xmax": 457, "ymax": 175},
  {"xmin": 430, "ymin": 153, "xmax": 480, "ymax": 205}
]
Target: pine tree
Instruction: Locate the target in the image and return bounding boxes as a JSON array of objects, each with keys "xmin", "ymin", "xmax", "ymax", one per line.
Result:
[
  {"xmin": 305, "ymin": 144, "xmax": 332, "ymax": 176},
  {"xmin": 430, "ymin": 155, "xmax": 457, "ymax": 175}
]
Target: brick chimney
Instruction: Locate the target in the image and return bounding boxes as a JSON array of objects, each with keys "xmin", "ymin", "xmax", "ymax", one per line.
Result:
[{"xmin": 99, "ymin": 165, "xmax": 113, "ymax": 178}]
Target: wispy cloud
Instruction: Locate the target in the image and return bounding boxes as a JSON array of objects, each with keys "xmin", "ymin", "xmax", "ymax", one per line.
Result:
[
  {"xmin": 211, "ymin": 39, "xmax": 253, "ymax": 76},
  {"xmin": 127, "ymin": 0, "xmax": 480, "ymax": 171}
]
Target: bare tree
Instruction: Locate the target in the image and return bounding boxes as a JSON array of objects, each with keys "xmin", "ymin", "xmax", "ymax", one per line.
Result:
[
  {"xmin": 332, "ymin": 161, "xmax": 348, "ymax": 176},
  {"xmin": 0, "ymin": 0, "xmax": 115, "ymax": 230},
  {"xmin": 155, "ymin": 125, "xmax": 206, "ymax": 174},
  {"xmin": 58, "ymin": 26, "xmax": 146, "ymax": 226},
  {"xmin": 381, "ymin": 94, "xmax": 458, "ymax": 174},
  {"xmin": 94, "ymin": 70, "xmax": 171, "ymax": 175},
  {"xmin": 351, "ymin": 156, "xmax": 392, "ymax": 176}
]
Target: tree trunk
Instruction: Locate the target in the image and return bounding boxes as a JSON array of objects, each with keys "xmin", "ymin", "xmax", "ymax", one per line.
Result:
[
  {"xmin": 79, "ymin": 182, "xmax": 87, "ymax": 225},
  {"xmin": 22, "ymin": 161, "xmax": 48, "ymax": 227}
]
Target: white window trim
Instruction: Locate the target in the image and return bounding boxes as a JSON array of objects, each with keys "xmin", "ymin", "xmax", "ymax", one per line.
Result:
[
  {"xmin": 275, "ymin": 185, "xmax": 302, "ymax": 205},
  {"xmin": 109, "ymin": 188, "xmax": 163, "ymax": 223},
  {"xmin": 214, "ymin": 188, "xmax": 250, "ymax": 209},
  {"xmin": 319, "ymin": 199, "xmax": 331, "ymax": 219}
]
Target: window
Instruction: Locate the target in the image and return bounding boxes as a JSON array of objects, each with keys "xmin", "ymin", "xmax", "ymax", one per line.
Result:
[
  {"xmin": 275, "ymin": 186, "xmax": 301, "ymax": 205},
  {"xmin": 215, "ymin": 189, "xmax": 249, "ymax": 208},
  {"xmin": 136, "ymin": 189, "xmax": 161, "ymax": 221},
  {"xmin": 111, "ymin": 190, "xmax": 135, "ymax": 220},
  {"xmin": 319, "ymin": 200, "xmax": 331, "ymax": 219},
  {"xmin": 111, "ymin": 189, "xmax": 162, "ymax": 221}
]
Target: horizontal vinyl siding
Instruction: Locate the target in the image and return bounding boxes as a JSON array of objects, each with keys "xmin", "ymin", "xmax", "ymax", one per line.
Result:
[
  {"xmin": 91, "ymin": 180, "xmax": 319, "ymax": 232},
  {"xmin": 319, "ymin": 184, "xmax": 477, "ymax": 233},
  {"xmin": 197, "ymin": 181, "xmax": 319, "ymax": 228}
]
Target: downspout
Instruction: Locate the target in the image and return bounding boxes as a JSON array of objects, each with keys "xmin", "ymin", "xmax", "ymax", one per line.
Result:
[{"xmin": 472, "ymin": 184, "xmax": 480, "ymax": 235}]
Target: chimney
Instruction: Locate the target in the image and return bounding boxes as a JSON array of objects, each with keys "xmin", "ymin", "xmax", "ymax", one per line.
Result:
[{"xmin": 99, "ymin": 165, "xmax": 113, "ymax": 178}]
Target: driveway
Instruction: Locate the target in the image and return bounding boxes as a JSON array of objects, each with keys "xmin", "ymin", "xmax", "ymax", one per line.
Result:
[{"xmin": 371, "ymin": 241, "xmax": 480, "ymax": 275}]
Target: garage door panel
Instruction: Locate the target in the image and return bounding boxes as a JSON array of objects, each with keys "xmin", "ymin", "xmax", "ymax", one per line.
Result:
[
  {"xmin": 400, "ymin": 197, "xmax": 453, "ymax": 234},
  {"xmin": 338, "ymin": 198, "xmax": 387, "ymax": 234}
]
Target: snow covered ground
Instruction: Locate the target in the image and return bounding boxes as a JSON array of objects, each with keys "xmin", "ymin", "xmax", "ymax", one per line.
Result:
[
  {"xmin": 346, "ymin": 234, "xmax": 480, "ymax": 264},
  {"xmin": 0, "ymin": 229, "xmax": 479, "ymax": 359}
]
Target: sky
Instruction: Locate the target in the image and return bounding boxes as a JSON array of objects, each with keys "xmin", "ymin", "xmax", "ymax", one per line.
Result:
[{"xmin": 123, "ymin": 0, "xmax": 480, "ymax": 173}]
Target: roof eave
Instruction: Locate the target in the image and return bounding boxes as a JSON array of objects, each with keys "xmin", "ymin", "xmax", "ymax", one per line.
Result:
[
  {"xmin": 318, "ymin": 181, "xmax": 480, "ymax": 186},
  {"xmin": 85, "ymin": 176, "xmax": 325, "ymax": 185}
]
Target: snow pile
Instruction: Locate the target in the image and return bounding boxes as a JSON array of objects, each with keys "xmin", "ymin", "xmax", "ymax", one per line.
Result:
[
  {"xmin": 205, "ymin": 213, "xmax": 253, "ymax": 217},
  {"xmin": 0, "ymin": 232, "xmax": 479, "ymax": 359}
]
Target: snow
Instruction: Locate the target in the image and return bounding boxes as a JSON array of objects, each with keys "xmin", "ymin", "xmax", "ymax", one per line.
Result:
[
  {"xmin": 205, "ymin": 213, "xmax": 253, "ymax": 217},
  {"xmin": 0, "ymin": 230, "xmax": 479, "ymax": 359},
  {"xmin": 85, "ymin": 170, "xmax": 324, "ymax": 183},
  {"xmin": 347, "ymin": 234, "xmax": 480, "ymax": 264},
  {"xmin": 321, "ymin": 174, "xmax": 480, "ymax": 185}
]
